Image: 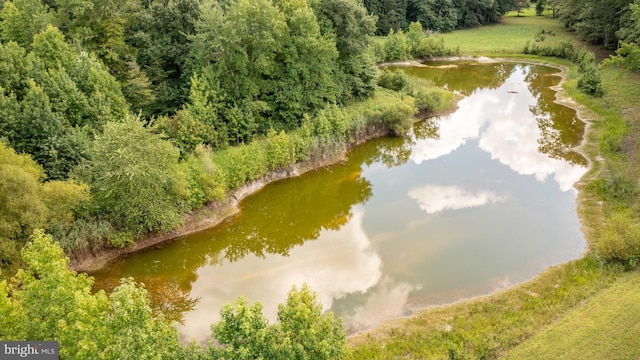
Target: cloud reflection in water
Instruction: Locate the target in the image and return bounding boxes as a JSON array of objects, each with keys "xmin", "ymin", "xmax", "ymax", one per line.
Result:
[
  {"xmin": 410, "ymin": 71, "xmax": 587, "ymax": 192},
  {"xmin": 178, "ymin": 207, "xmax": 381, "ymax": 342},
  {"xmin": 408, "ymin": 185, "xmax": 504, "ymax": 214}
]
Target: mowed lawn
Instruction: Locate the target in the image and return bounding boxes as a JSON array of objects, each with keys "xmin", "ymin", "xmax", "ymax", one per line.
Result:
[
  {"xmin": 504, "ymin": 270, "xmax": 640, "ymax": 360},
  {"xmin": 441, "ymin": 8, "xmax": 576, "ymax": 55}
]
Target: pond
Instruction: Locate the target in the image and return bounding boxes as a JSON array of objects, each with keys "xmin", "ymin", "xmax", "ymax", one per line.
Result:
[{"xmin": 91, "ymin": 61, "xmax": 588, "ymax": 343}]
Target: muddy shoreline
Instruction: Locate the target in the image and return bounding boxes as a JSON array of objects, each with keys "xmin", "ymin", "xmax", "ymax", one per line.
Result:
[{"xmin": 69, "ymin": 123, "xmax": 406, "ymax": 272}]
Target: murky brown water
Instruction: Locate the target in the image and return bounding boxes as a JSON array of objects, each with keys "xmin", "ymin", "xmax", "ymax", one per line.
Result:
[{"xmin": 91, "ymin": 62, "xmax": 588, "ymax": 342}]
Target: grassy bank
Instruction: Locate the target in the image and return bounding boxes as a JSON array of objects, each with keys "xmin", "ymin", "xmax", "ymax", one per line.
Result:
[
  {"xmin": 348, "ymin": 10, "xmax": 640, "ymax": 360},
  {"xmin": 505, "ymin": 269, "xmax": 640, "ymax": 360}
]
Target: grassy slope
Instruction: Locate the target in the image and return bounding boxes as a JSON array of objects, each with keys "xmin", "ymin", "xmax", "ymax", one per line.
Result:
[
  {"xmin": 442, "ymin": 8, "xmax": 576, "ymax": 55},
  {"xmin": 348, "ymin": 8, "xmax": 640, "ymax": 360},
  {"xmin": 505, "ymin": 270, "xmax": 640, "ymax": 360},
  {"xmin": 503, "ymin": 58, "xmax": 640, "ymax": 360},
  {"xmin": 347, "ymin": 259, "xmax": 619, "ymax": 359}
]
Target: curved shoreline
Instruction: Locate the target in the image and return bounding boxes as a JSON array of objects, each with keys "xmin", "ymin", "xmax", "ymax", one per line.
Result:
[
  {"xmin": 69, "ymin": 129, "xmax": 386, "ymax": 272},
  {"xmin": 348, "ymin": 57, "xmax": 603, "ymax": 342},
  {"xmin": 72, "ymin": 58, "xmax": 604, "ymax": 349},
  {"xmin": 71, "ymin": 59, "xmax": 599, "ymax": 329}
]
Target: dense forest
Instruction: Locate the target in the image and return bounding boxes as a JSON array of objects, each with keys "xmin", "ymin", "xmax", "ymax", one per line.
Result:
[
  {"xmin": 0, "ymin": 0, "xmax": 381, "ymax": 277},
  {"xmin": 2, "ymin": 0, "xmax": 640, "ymax": 357},
  {"xmin": 364, "ymin": 0, "xmax": 518, "ymax": 34}
]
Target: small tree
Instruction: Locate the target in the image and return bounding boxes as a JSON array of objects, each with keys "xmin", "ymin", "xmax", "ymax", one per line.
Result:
[
  {"xmin": 515, "ymin": 0, "xmax": 531, "ymax": 16},
  {"xmin": 383, "ymin": 29, "xmax": 410, "ymax": 61},
  {"xmin": 210, "ymin": 284, "xmax": 347, "ymax": 359},
  {"xmin": 535, "ymin": 0, "xmax": 547, "ymax": 16},
  {"xmin": 0, "ymin": 230, "xmax": 194, "ymax": 359},
  {"xmin": 77, "ymin": 116, "xmax": 188, "ymax": 239},
  {"xmin": 277, "ymin": 284, "xmax": 346, "ymax": 360}
]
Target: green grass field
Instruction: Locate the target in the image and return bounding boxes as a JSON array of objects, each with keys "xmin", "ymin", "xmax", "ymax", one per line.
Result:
[
  {"xmin": 505, "ymin": 270, "xmax": 640, "ymax": 360},
  {"xmin": 440, "ymin": 10, "xmax": 576, "ymax": 55}
]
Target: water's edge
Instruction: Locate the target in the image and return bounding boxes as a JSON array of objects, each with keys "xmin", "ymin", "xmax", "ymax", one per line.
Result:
[
  {"xmin": 69, "ymin": 109, "xmax": 461, "ymax": 272},
  {"xmin": 347, "ymin": 57, "xmax": 601, "ymax": 341}
]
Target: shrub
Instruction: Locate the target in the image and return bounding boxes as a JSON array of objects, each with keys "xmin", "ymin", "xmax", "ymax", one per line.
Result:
[
  {"xmin": 380, "ymin": 98, "xmax": 417, "ymax": 136},
  {"xmin": 383, "ymin": 29, "xmax": 410, "ymax": 61},
  {"xmin": 213, "ymin": 143, "xmax": 269, "ymax": 189},
  {"xmin": 523, "ymin": 40, "xmax": 575, "ymax": 59},
  {"xmin": 574, "ymin": 48, "xmax": 596, "ymax": 72},
  {"xmin": 78, "ymin": 118, "xmax": 188, "ymax": 236},
  {"xmin": 210, "ymin": 284, "xmax": 346, "ymax": 360},
  {"xmin": 107, "ymin": 230, "xmax": 134, "ymax": 248},
  {"xmin": 523, "ymin": 40, "xmax": 603, "ymax": 97},
  {"xmin": 377, "ymin": 69, "xmax": 411, "ymax": 92},
  {"xmin": 265, "ymin": 129, "xmax": 297, "ymax": 170},
  {"xmin": 50, "ymin": 218, "xmax": 114, "ymax": 252},
  {"xmin": 312, "ymin": 105, "xmax": 352, "ymax": 142},
  {"xmin": 413, "ymin": 88, "xmax": 443, "ymax": 113},
  {"xmin": 595, "ymin": 210, "xmax": 640, "ymax": 268},
  {"xmin": 179, "ymin": 152, "xmax": 227, "ymax": 209},
  {"xmin": 577, "ymin": 64, "xmax": 604, "ymax": 97}
]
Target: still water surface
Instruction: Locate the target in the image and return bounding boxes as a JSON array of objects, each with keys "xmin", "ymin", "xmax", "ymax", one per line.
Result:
[{"xmin": 92, "ymin": 62, "xmax": 588, "ymax": 342}]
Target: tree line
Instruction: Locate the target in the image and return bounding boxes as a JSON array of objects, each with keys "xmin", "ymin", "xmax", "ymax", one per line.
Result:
[
  {"xmin": 363, "ymin": 0, "xmax": 520, "ymax": 35},
  {"xmin": 542, "ymin": 0, "xmax": 640, "ymax": 72}
]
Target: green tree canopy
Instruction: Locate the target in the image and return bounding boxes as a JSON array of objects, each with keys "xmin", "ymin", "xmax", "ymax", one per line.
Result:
[
  {"xmin": 76, "ymin": 116, "xmax": 188, "ymax": 236},
  {"xmin": 0, "ymin": 26, "xmax": 129, "ymax": 179},
  {"xmin": 0, "ymin": 143, "xmax": 88, "ymax": 279},
  {"xmin": 127, "ymin": 0, "xmax": 202, "ymax": 116},
  {"xmin": 310, "ymin": 0, "xmax": 378, "ymax": 101},
  {"xmin": 1, "ymin": 230, "xmax": 348, "ymax": 359},
  {"xmin": 0, "ymin": 230, "xmax": 194, "ymax": 359},
  {"xmin": 210, "ymin": 284, "xmax": 346, "ymax": 359},
  {"xmin": 190, "ymin": 0, "xmax": 342, "ymax": 139},
  {"xmin": 0, "ymin": 0, "xmax": 52, "ymax": 49}
]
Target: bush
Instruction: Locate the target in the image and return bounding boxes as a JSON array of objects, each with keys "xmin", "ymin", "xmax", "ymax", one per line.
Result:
[
  {"xmin": 78, "ymin": 118, "xmax": 188, "ymax": 236},
  {"xmin": 377, "ymin": 69, "xmax": 411, "ymax": 92},
  {"xmin": 312, "ymin": 105, "xmax": 352, "ymax": 142},
  {"xmin": 595, "ymin": 210, "xmax": 640, "ymax": 268},
  {"xmin": 107, "ymin": 230, "xmax": 134, "ymax": 248},
  {"xmin": 213, "ymin": 143, "xmax": 269, "ymax": 189},
  {"xmin": 379, "ymin": 98, "xmax": 417, "ymax": 136},
  {"xmin": 577, "ymin": 64, "xmax": 604, "ymax": 96},
  {"xmin": 523, "ymin": 40, "xmax": 603, "ymax": 97},
  {"xmin": 383, "ymin": 29, "xmax": 411, "ymax": 61},
  {"xmin": 413, "ymin": 88, "xmax": 443, "ymax": 113},
  {"xmin": 523, "ymin": 40, "xmax": 575, "ymax": 59},
  {"xmin": 406, "ymin": 21, "xmax": 455, "ymax": 59},
  {"xmin": 574, "ymin": 48, "xmax": 603, "ymax": 96},
  {"xmin": 50, "ymin": 218, "xmax": 114, "ymax": 252},
  {"xmin": 179, "ymin": 149, "xmax": 228, "ymax": 209},
  {"xmin": 210, "ymin": 284, "xmax": 346, "ymax": 360},
  {"xmin": 265, "ymin": 129, "xmax": 297, "ymax": 170},
  {"xmin": 574, "ymin": 48, "xmax": 596, "ymax": 72}
]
